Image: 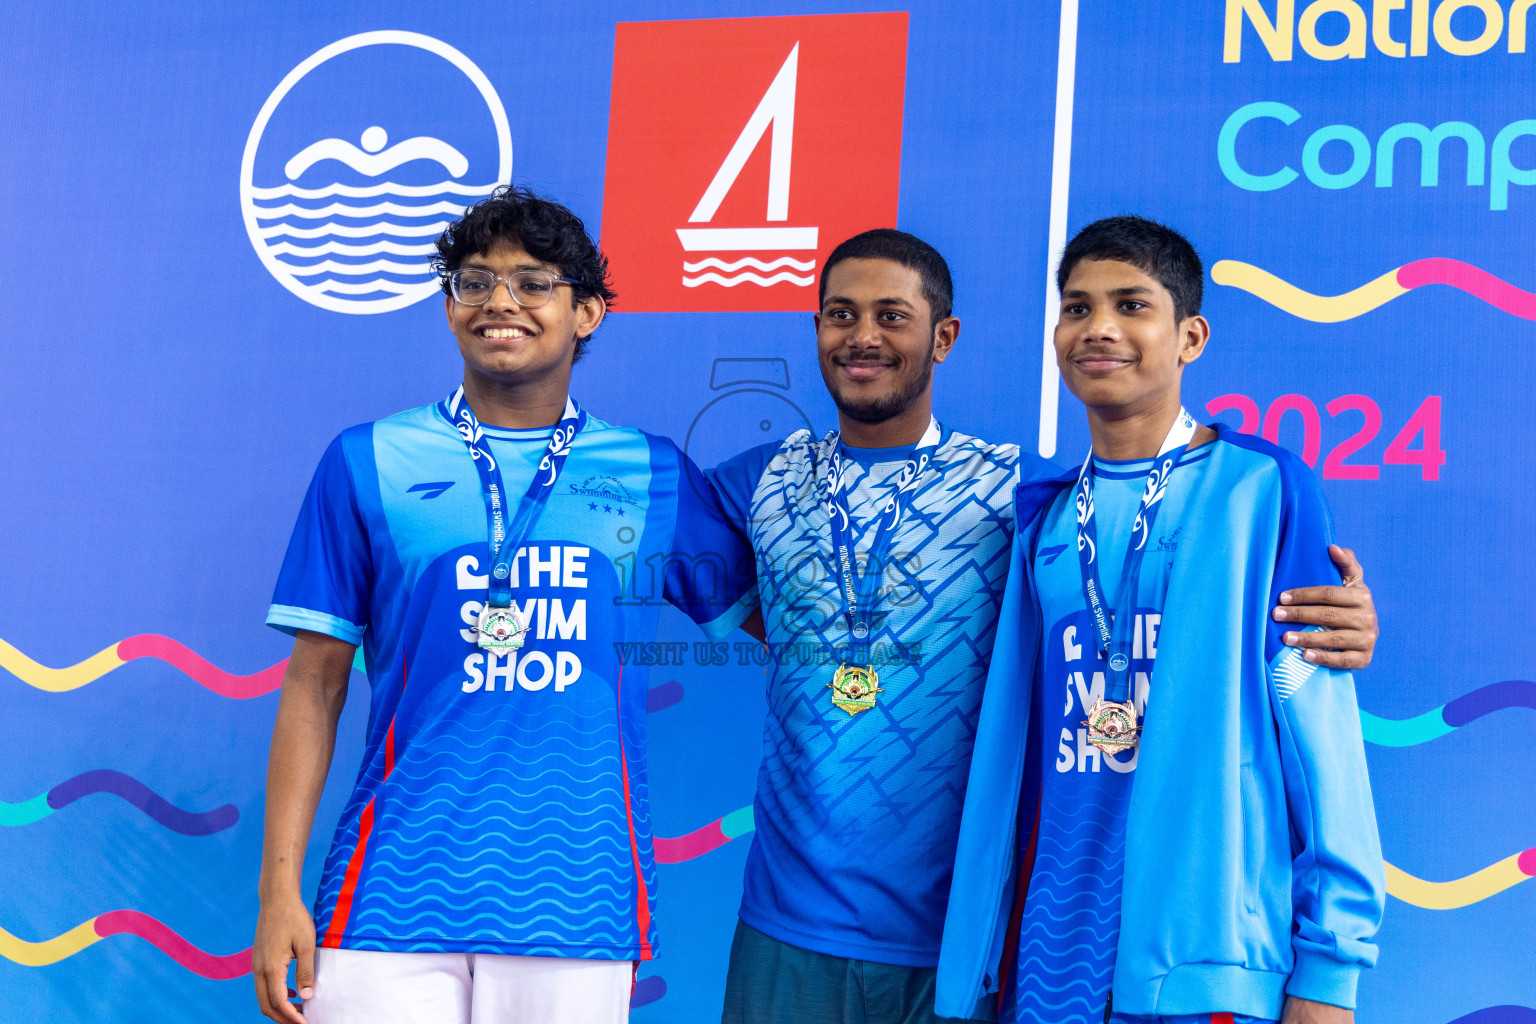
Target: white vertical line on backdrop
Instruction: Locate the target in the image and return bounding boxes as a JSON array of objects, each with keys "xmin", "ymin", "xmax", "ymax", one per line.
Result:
[{"xmin": 1038, "ymin": 0, "xmax": 1081, "ymax": 459}]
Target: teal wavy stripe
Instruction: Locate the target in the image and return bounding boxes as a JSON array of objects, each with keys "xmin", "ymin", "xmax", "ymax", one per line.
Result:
[
  {"xmin": 0, "ymin": 793, "xmax": 53, "ymax": 826},
  {"xmin": 1359, "ymin": 708, "xmax": 1453, "ymax": 747},
  {"xmin": 721, "ymin": 806, "xmax": 755, "ymax": 839}
]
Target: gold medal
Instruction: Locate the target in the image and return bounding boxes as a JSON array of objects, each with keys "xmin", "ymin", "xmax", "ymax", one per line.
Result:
[
  {"xmin": 828, "ymin": 663, "xmax": 882, "ymax": 716},
  {"xmin": 1083, "ymin": 696, "xmax": 1141, "ymax": 753}
]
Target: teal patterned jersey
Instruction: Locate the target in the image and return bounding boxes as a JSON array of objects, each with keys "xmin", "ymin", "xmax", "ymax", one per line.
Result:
[{"xmin": 710, "ymin": 425, "xmax": 1059, "ymax": 966}]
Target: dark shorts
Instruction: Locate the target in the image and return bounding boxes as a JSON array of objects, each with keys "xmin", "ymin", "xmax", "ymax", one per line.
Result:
[{"xmin": 720, "ymin": 920, "xmax": 995, "ymax": 1024}]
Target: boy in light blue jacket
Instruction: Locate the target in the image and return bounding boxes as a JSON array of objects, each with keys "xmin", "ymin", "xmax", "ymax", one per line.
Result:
[{"xmin": 935, "ymin": 217, "xmax": 1384, "ymax": 1024}]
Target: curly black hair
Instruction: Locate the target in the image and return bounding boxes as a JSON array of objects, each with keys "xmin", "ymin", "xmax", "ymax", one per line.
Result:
[{"xmin": 433, "ymin": 185, "xmax": 617, "ymax": 361}]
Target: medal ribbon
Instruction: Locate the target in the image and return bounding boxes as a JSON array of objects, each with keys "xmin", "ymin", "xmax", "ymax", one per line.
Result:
[
  {"xmin": 1074, "ymin": 407, "xmax": 1197, "ymax": 703},
  {"xmin": 439, "ymin": 386, "xmax": 586, "ymax": 608},
  {"xmin": 822, "ymin": 419, "xmax": 941, "ymax": 640}
]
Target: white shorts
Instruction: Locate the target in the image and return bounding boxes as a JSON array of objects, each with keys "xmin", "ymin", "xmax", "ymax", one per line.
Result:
[{"xmin": 304, "ymin": 947, "xmax": 634, "ymax": 1024}]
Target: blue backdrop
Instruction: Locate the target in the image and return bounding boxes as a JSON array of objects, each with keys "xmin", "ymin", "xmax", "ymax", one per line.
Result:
[{"xmin": 1, "ymin": 2, "xmax": 1531, "ymax": 1021}]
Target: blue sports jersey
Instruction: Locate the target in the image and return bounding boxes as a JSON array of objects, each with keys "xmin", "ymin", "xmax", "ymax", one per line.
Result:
[
  {"xmin": 710, "ymin": 426, "xmax": 1057, "ymax": 967},
  {"xmin": 268, "ymin": 400, "xmax": 755, "ymax": 960},
  {"xmin": 1008, "ymin": 447, "xmax": 1213, "ymax": 1024}
]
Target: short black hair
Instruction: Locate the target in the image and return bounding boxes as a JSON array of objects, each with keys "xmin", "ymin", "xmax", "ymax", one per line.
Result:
[
  {"xmin": 1057, "ymin": 216, "xmax": 1203, "ymax": 323},
  {"xmin": 819, "ymin": 229, "xmax": 954, "ymax": 326},
  {"xmin": 433, "ymin": 185, "xmax": 617, "ymax": 361}
]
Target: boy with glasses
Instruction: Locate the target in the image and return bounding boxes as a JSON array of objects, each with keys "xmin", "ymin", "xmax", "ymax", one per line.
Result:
[
  {"xmin": 252, "ymin": 186, "xmax": 757, "ymax": 1024},
  {"xmin": 937, "ymin": 217, "xmax": 1383, "ymax": 1024}
]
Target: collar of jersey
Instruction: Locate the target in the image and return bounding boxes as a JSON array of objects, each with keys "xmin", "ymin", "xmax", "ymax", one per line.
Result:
[
  {"xmin": 430, "ymin": 398, "xmax": 563, "ymax": 443},
  {"xmin": 476, "ymin": 422, "xmax": 558, "ymax": 442},
  {"xmin": 1090, "ymin": 437, "xmax": 1217, "ymax": 479},
  {"xmin": 841, "ymin": 442, "xmax": 918, "ymax": 467},
  {"xmin": 831, "ymin": 421, "xmax": 952, "ymax": 468}
]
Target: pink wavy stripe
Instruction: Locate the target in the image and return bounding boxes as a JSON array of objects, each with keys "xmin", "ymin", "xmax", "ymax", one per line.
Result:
[
  {"xmin": 654, "ymin": 821, "xmax": 730, "ymax": 864},
  {"xmin": 94, "ymin": 910, "xmax": 252, "ymax": 980},
  {"xmin": 116, "ymin": 635, "xmax": 286, "ymax": 699},
  {"xmin": 1397, "ymin": 259, "xmax": 1536, "ymax": 320}
]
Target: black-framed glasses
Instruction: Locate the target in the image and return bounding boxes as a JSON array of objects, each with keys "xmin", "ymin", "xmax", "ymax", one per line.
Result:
[{"xmin": 448, "ymin": 269, "xmax": 583, "ymax": 308}]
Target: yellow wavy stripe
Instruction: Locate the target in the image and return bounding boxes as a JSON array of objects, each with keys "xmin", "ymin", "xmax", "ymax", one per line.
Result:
[
  {"xmin": 1211, "ymin": 260, "xmax": 1408, "ymax": 323},
  {"xmin": 0, "ymin": 919, "xmax": 100, "ymax": 966},
  {"xmin": 1384, "ymin": 854, "xmax": 1531, "ymax": 910},
  {"xmin": 0, "ymin": 638, "xmax": 124, "ymax": 693}
]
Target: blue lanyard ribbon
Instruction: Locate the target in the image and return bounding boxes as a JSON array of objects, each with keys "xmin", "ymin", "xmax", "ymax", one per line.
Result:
[
  {"xmin": 1074, "ymin": 407, "xmax": 1196, "ymax": 702},
  {"xmin": 440, "ymin": 386, "xmax": 586, "ymax": 608},
  {"xmin": 822, "ymin": 419, "xmax": 941, "ymax": 640}
]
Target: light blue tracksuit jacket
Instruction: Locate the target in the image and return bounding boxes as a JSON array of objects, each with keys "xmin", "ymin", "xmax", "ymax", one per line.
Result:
[{"xmin": 935, "ymin": 427, "xmax": 1385, "ymax": 1021}]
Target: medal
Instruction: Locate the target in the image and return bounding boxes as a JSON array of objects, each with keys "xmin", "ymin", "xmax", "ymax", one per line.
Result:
[
  {"xmin": 828, "ymin": 664, "xmax": 883, "ymax": 716},
  {"xmin": 820, "ymin": 419, "xmax": 940, "ymax": 716},
  {"xmin": 1072, "ymin": 407, "xmax": 1197, "ymax": 752},
  {"xmin": 1083, "ymin": 697, "xmax": 1141, "ymax": 753},
  {"xmin": 439, "ymin": 385, "xmax": 585, "ymax": 653},
  {"xmin": 476, "ymin": 605, "xmax": 528, "ymax": 653}
]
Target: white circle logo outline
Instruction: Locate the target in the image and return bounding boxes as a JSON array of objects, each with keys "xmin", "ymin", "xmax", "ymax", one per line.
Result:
[{"xmin": 240, "ymin": 31, "xmax": 513, "ymax": 315}]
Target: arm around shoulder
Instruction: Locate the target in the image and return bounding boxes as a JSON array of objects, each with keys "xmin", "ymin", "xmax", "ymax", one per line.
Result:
[{"xmin": 1267, "ymin": 463, "xmax": 1385, "ymax": 1009}]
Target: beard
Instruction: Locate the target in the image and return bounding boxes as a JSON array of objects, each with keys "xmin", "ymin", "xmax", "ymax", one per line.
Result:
[{"xmin": 826, "ymin": 345, "xmax": 935, "ymax": 424}]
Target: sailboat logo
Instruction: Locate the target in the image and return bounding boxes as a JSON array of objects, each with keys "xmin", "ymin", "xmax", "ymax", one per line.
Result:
[
  {"xmin": 675, "ymin": 45, "xmax": 817, "ymax": 290},
  {"xmin": 239, "ymin": 31, "xmax": 512, "ymax": 315},
  {"xmin": 600, "ymin": 13, "xmax": 907, "ymax": 313}
]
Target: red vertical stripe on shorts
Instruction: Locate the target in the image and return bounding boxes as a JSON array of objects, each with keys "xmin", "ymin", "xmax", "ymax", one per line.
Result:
[
  {"xmin": 1212, "ymin": 1014, "xmax": 1235, "ymax": 1024},
  {"xmin": 321, "ymin": 658, "xmax": 406, "ymax": 947},
  {"xmin": 616, "ymin": 665, "xmax": 655, "ymax": 959}
]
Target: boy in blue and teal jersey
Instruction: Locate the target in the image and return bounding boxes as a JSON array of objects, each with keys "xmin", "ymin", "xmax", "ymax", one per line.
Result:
[{"xmin": 937, "ymin": 218, "xmax": 1384, "ymax": 1024}]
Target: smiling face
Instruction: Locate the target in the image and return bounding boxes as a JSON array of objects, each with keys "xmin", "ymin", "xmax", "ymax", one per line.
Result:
[
  {"xmin": 1054, "ymin": 258, "xmax": 1209, "ymax": 420},
  {"xmin": 444, "ymin": 238, "xmax": 605, "ymax": 388},
  {"xmin": 815, "ymin": 257, "xmax": 957, "ymax": 426}
]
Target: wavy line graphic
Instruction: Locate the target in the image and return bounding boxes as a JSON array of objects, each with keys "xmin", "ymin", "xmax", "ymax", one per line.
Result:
[
  {"xmin": 1446, "ymin": 1007, "xmax": 1536, "ymax": 1024},
  {"xmin": 682, "ymin": 256, "xmax": 815, "ymax": 273},
  {"xmin": 2, "ymin": 638, "xmax": 670, "ymax": 705},
  {"xmin": 655, "ymin": 805, "xmax": 754, "ymax": 863},
  {"xmin": 646, "ymin": 680, "xmax": 684, "ymax": 713},
  {"xmin": 681, "ymin": 271, "xmax": 815, "ymax": 288},
  {"xmin": 658, "ymin": 797, "xmax": 1533, "ymax": 911},
  {"xmin": 1361, "ymin": 680, "xmax": 1535, "ymax": 747},
  {"xmin": 250, "ymin": 181, "xmax": 496, "ymax": 201},
  {"xmin": 1212, "ymin": 258, "xmax": 1536, "ymax": 322},
  {"xmin": 309, "ymin": 279, "xmax": 421, "ymax": 296},
  {"xmin": 1387, "ymin": 847, "xmax": 1536, "ymax": 909},
  {"xmin": 0, "ymin": 770, "xmax": 236, "ymax": 835},
  {"xmin": 267, "ymin": 240, "xmax": 438, "ymax": 258},
  {"xmin": 258, "ymin": 219, "xmax": 451, "ymax": 240},
  {"xmin": 286, "ymin": 258, "xmax": 429, "ymax": 278},
  {"xmin": 0, "ymin": 912, "xmax": 250, "ymax": 978},
  {"xmin": 0, "ymin": 634, "xmax": 284, "ymax": 698},
  {"xmin": 631, "ymin": 974, "xmax": 667, "ymax": 1008},
  {"xmin": 250, "ymin": 199, "xmax": 468, "ymax": 221}
]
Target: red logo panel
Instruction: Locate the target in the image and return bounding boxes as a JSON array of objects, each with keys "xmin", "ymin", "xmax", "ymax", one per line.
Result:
[{"xmin": 601, "ymin": 13, "xmax": 908, "ymax": 312}]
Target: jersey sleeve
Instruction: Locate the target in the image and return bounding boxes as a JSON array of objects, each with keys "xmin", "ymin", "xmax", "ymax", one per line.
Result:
[
  {"xmin": 659, "ymin": 443, "xmax": 761, "ymax": 639},
  {"xmin": 266, "ymin": 429, "xmax": 373, "ymax": 645},
  {"xmin": 705, "ymin": 439, "xmax": 781, "ymax": 533},
  {"xmin": 1263, "ymin": 455, "xmax": 1385, "ymax": 1010}
]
